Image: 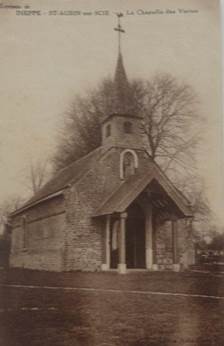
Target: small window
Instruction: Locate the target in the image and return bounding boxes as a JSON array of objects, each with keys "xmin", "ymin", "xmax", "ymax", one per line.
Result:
[
  {"xmin": 123, "ymin": 152, "xmax": 135, "ymax": 178},
  {"xmin": 106, "ymin": 124, "xmax": 111, "ymax": 137},
  {"xmin": 123, "ymin": 121, "xmax": 132, "ymax": 134},
  {"xmin": 120, "ymin": 149, "xmax": 138, "ymax": 180}
]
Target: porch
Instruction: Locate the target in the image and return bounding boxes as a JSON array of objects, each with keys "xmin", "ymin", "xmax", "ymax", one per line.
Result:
[
  {"xmin": 93, "ymin": 171, "xmax": 192, "ymax": 274},
  {"xmin": 101, "ymin": 200, "xmax": 181, "ymax": 274}
]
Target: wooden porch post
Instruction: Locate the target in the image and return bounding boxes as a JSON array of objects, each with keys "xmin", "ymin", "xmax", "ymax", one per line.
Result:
[
  {"xmin": 146, "ymin": 204, "xmax": 153, "ymax": 270},
  {"xmin": 118, "ymin": 212, "xmax": 127, "ymax": 274},
  {"xmin": 101, "ymin": 215, "xmax": 111, "ymax": 271},
  {"xmin": 172, "ymin": 220, "xmax": 180, "ymax": 271}
]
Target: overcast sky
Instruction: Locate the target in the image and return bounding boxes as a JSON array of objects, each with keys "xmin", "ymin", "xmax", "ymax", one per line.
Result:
[{"xmin": 0, "ymin": 0, "xmax": 223, "ymax": 225}]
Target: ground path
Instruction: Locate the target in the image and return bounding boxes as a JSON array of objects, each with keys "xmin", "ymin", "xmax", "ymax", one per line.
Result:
[
  {"xmin": 1, "ymin": 282, "xmax": 224, "ymax": 301},
  {"xmin": 0, "ymin": 270, "xmax": 224, "ymax": 345}
]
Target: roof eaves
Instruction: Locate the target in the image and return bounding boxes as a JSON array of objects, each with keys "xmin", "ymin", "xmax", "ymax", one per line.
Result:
[
  {"xmin": 93, "ymin": 164, "xmax": 192, "ymax": 218},
  {"xmin": 152, "ymin": 166, "xmax": 192, "ymax": 216},
  {"xmin": 11, "ymin": 188, "xmax": 66, "ymax": 217}
]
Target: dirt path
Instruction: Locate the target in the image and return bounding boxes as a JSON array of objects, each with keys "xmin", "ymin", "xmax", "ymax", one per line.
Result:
[{"xmin": 1, "ymin": 283, "xmax": 224, "ymax": 301}]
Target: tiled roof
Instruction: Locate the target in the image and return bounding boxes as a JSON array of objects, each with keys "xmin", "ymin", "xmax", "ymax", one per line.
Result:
[
  {"xmin": 13, "ymin": 146, "xmax": 104, "ymax": 214},
  {"xmin": 12, "ymin": 144, "xmax": 192, "ymax": 219},
  {"xmin": 93, "ymin": 164, "xmax": 192, "ymax": 218}
]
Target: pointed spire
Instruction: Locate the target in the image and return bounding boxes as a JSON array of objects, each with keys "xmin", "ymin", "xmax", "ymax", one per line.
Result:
[
  {"xmin": 113, "ymin": 14, "xmax": 131, "ymax": 114},
  {"xmin": 114, "ymin": 52, "xmax": 129, "ymax": 86},
  {"xmin": 113, "ymin": 52, "xmax": 130, "ymax": 113}
]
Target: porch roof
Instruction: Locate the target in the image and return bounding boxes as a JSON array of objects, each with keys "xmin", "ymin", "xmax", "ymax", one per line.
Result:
[{"xmin": 93, "ymin": 164, "xmax": 192, "ymax": 218}]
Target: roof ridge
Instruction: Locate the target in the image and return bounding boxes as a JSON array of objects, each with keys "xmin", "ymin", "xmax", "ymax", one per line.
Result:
[
  {"xmin": 93, "ymin": 171, "xmax": 151, "ymax": 217},
  {"xmin": 55, "ymin": 146, "xmax": 103, "ymax": 176},
  {"xmin": 115, "ymin": 172, "xmax": 153, "ymax": 212}
]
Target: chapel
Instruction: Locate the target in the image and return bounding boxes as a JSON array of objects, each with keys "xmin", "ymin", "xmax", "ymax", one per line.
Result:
[{"xmin": 9, "ymin": 21, "xmax": 194, "ymax": 273}]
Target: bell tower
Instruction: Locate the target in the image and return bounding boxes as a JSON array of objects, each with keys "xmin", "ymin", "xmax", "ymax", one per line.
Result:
[{"xmin": 101, "ymin": 14, "xmax": 147, "ymax": 151}]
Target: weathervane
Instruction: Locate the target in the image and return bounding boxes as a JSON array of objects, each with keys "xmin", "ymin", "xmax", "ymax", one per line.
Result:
[{"xmin": 114, "ymin": 13, "xmax": 125, "ymax": 54}]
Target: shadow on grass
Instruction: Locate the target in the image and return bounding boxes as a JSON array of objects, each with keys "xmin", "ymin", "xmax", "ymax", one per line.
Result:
[{"xmin": 1, "ymin": 270, "xmax": 224, "ymax": 345}]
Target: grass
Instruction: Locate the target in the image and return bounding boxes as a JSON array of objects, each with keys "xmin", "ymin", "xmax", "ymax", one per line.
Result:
[{"xmin": 0, "ymin": 270, "xmax": 224, "ymax": 346}]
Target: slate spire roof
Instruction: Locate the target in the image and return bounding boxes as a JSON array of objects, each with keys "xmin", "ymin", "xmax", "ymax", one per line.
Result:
[
  {"xmin": 113, "ymin": 52, "xmax": 132, "ymax": 113},
  {"xmin": 114, "ymin": 52, "xmax": 129, "ymax": 91}
]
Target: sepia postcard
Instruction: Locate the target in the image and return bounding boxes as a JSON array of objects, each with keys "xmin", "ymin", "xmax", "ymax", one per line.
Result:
[{"xmin": 0, "ymin": 0, "xmax": 223, "ymax": 345}]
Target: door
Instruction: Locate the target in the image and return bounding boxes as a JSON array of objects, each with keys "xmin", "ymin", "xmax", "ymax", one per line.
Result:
[
  {"xmin": 126, "ymin": 204, "xmax": 146, "ymax": 269},
  {"xmin": 110, "ymin": 220, "xmax": 119, "ymax": 268}
]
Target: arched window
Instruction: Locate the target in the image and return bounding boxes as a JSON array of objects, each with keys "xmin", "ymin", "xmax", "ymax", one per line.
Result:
[
  {"xmin": 123, "ymin": 152, "xmax": 135, "ymax": 178},
  {"xmin": 120, "ymin": 149, "xmax": 138, "ymax": 179},
  {"xmin": 105, "ymin": 124, "xmax": 111, "ymax": 137},
  {"xmin": 123, "ymin": 121, "xmax": 132, "ymax": 134}
]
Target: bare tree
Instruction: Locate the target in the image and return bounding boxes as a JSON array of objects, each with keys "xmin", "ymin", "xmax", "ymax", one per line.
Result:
[
  {"xmin": 141, "ymin": 74, "xmax": 200, "ymax": 177},
  {"xmin": 0, "ymin": 195, "xmax": 24, "ymax": 235},
  {"xmin": 174, "ymin": 174, "xmax": 217, "ymax": 242},
  {"xmin": 53, "ymin": 77, "xmax": 144, "ymax": 171},
  {"xmin": 0, "ymin": 195, "xmax": 23, "ymax": 218},
  {"xmin": 0, "ymin": 196, "xmax": 21, "ymax": 267},
  {"xmin": 25, "ymin": 159, "xmax": 51, "ymax": 194},
  {"xmin": 53, "ymin": 73, "xmax": 200, "ymax": 178}
]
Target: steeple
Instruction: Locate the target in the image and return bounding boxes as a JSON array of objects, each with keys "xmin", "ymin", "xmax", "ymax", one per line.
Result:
[
  {"xmin": 114, "ymin": 52, "xmax": 130, "ymax": 113},
  {"xmin": 114, "ymin": 52, "xmax": 128, "ymax": 87},
  {"xmin": 100, "ymin": 14, "xmax": 147, "ymax": 151},
  {"xmin": 113, "ymin": 13, "xmax": 131, "ymax": 114}
]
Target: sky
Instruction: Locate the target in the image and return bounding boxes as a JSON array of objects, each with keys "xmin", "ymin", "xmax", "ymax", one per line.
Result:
[{"xmin": 0, "ymin": 0, "xmax": 223, "ymax": 226}]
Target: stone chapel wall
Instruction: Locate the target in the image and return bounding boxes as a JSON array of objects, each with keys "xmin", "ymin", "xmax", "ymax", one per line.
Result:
[
  {"xmin": 154, "ymin": 217, "xmax": 194, "ymax": 270},
  {"xmin": 155, "ymin": 219, "xmax": 174, "ymax": 270},
  {"xmin": 10, "ymin": 195, "xmax": 66, "ymax": 271},
  {"xmin": 63, "ymin": 148, "xmax": 120, "ymax": 271}
]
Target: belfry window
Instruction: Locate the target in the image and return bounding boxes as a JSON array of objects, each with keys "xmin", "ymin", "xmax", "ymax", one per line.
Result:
[
  {"xmin": 123, "ymin": 121, "xmax": 132, "ymax": 134},
  {"xmin": 106, "ymin": 124, "xmax": 111, "ymax": 137}
]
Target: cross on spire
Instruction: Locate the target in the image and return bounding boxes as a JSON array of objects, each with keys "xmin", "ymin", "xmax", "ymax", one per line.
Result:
[{"xmin": 114, "ymin": 13, "xmax": 125, "ymax": 54}]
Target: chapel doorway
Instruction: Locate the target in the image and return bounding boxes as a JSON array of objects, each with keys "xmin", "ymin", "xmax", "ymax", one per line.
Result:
[
  {"xmin": 110, "ymin": 203, "xmax": 146, "ymax": 269},
  {"xmin": 110, "ymin": 219, "xmax": 119, "ymax": 269},
  {"xmin": 126, "ymin": 203, "xmax": 146, "ymax": 269}
]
